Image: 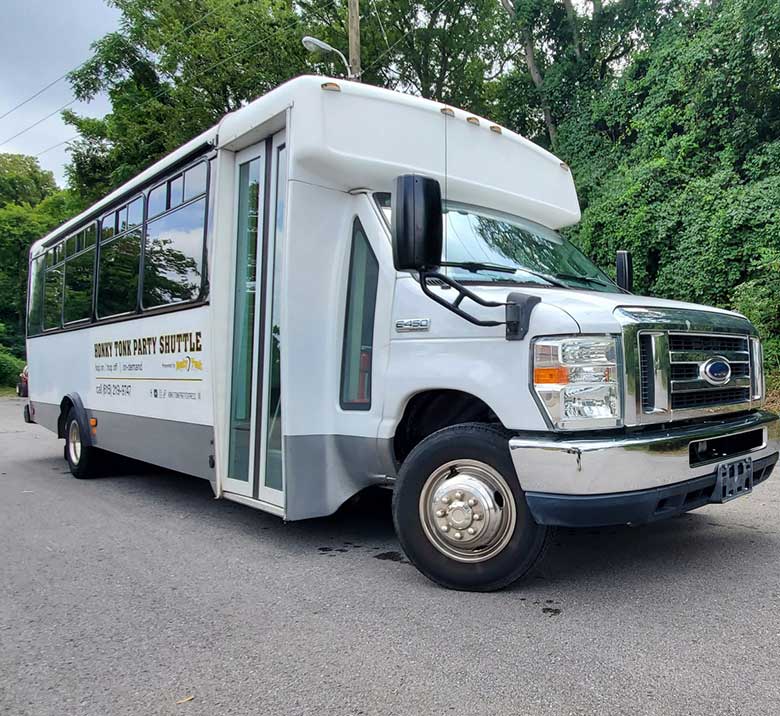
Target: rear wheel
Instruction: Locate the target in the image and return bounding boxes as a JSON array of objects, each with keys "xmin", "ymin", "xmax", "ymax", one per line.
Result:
[
  {"xmin": 392, "ymin": 423, "xmax": 548, "ymax": 591},
  {"xmin": 64, "ymin": 408, "xmax": 98, "ymax": 479}
]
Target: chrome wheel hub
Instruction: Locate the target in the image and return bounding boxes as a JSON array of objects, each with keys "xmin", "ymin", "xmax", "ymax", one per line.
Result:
[
  {"xmin": 419, "ymin": 460, "xmax": 516, "ymax": 563},
  {"xmin": 68, "ymin": 421, "xmax": 81, "ymax": 465}
]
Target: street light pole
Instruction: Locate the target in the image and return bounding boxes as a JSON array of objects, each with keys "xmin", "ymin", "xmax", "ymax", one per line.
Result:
[
  {"xmin": 302, "ymin": 36, "xmax": 352, "ymax": 78},
  {"xmin": 347, "ymin": 0, "xmax": 362, "ymax": 81}
]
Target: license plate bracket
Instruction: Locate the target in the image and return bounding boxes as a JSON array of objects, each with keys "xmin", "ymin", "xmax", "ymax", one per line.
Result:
[{"xmin": 712, "ymin": 457, "xmax": 753, "ymax": 503}]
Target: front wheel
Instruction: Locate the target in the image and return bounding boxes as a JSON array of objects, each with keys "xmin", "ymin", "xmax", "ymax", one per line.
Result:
[
  {"xmin": 64, "ymin": 408, "xmax": 98, "ymax": 479},
  {"xmin": 392, "ymin": 423, "xmax": 548, "ymax": 592}
]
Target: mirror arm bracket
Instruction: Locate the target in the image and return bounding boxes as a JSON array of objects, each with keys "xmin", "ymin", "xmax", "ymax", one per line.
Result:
[{"xmin": 418, "ymin": 271, "xmax": 540, "ymax": 341}]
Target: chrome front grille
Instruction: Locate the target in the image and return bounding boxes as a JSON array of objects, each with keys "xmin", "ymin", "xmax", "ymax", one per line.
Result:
[{"xmin": 637, "ymin": 330, "xmax": 754, "ymax": 420}]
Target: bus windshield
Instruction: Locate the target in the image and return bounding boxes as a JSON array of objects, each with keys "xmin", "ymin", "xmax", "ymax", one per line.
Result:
[{"xmin": 375, "ymin": 194, "xmax": 617, "ymax": 292}]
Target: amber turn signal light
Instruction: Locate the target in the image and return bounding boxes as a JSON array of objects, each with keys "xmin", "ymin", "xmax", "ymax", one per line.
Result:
[{"xmin": 533, "ymin": 366, "xmax": 570, "ymax": 385}]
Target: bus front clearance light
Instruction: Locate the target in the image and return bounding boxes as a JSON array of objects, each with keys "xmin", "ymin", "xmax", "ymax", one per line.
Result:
[{"xmin": 532, "ymin": 336, "xmax": 621, "ymax": 430}]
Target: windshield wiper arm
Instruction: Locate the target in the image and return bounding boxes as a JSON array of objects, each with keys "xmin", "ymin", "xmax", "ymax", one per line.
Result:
[
  {"xmin": 440, "ymin": 261, "xmax": 518, "ymax": 274},
  {"xmin": 441, "ymin": 261, "xmax": 568, "ymax": 287},
  {"xmin": 554, "ymin": 272, "xmax": 617, "ymax": 289}
]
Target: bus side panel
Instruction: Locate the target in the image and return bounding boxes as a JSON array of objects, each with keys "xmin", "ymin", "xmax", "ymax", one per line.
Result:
[{"xmin": 27, "ymin": 306, "xmax": 215, "ymax": 480}]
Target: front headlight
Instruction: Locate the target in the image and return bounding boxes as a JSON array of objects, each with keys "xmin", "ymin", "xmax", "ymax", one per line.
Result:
[{"xmin": 533, "ymin": 336, "xmax": 622, "ymax": 430}]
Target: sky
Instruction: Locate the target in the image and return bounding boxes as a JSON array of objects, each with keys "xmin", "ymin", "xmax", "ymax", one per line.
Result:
[{"xmin": 0, "ymin": 0, "xmax": 121, "ymax": 187}]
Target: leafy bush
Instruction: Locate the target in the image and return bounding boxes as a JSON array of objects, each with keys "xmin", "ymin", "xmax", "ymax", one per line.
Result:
[{"xmin": 0, "ymin": 349, "xmax": 23, "ymax": 388}]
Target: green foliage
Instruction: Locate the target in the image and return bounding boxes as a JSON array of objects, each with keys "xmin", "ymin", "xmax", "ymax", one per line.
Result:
[
  {"xmin": 566, "ymin": 0, "xmax": 780, "ymax": 322},
  {"xmin": 0, "ymin": 190, "xmax": 81, "ymax": 347},
  {"xmin": 733, "ymin": 248, "xmax": 780, "ymax": 371},
  {"xmin": 0, "ymin": 154, "xmax": 56, "ymax": 209},
  {"xmin": 0, "ymin": 349, "xmax": 24, "ymax": 387}
]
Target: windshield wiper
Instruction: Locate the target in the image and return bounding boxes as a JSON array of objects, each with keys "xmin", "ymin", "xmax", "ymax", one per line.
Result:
[
  {"xmin": 441, "ymin": 261, "xmax": 568, "ymax": 288},
  {"xmin": 554, "ymin": 272, "xmax": 619, "ymax": 289},
  {"xmin": 440, "ymin": 261, "xmax": 517, "ymax": 274}
]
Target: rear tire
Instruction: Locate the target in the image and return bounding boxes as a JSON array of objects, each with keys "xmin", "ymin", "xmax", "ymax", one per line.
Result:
[
  {"xmin": 64, "ymin": 408, "xmax": 98, "ymax": 479},
  {"xmin": 392, "ymin": 423, "xmax": 548, "ymax": 592}
]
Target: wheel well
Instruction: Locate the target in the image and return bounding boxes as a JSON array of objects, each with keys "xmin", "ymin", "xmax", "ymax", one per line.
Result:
[
  {"xmin": 393, "ymin": 390, "xmax": 502, "ymax": 465},
  {"xmin": 57, "ymin": 397, "xmax": 74, "ymax": 439}
]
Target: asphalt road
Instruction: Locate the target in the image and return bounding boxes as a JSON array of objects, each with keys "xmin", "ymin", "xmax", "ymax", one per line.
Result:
[{"xmin": 2, "ymin": 396, "xmax": 780, "ymax": 716}]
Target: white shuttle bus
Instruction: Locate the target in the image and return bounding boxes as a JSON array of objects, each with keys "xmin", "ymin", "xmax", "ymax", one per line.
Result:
[{"xmin": 25, "ymin": 76, "xmax": 778, "ymax": 590}]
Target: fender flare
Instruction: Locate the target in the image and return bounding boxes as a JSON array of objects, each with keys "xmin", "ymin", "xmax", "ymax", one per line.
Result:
[{"xmin": 58, "ymin": 393, "xmax": 94, "ymax": 447}]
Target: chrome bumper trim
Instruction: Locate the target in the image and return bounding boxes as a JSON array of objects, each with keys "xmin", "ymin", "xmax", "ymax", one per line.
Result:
[{"xmin": 509, "ymin": 410, "xmax": 779, "ymax": 495}]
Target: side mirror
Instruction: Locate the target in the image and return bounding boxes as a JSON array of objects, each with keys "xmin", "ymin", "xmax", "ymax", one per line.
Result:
[
  {"xmin": 391, "ymin": 174, "xmax": 443, "ymax": 271},
  {"xmin": 616, "ymin": 250, "xmax": 633, "ymax": 293}
]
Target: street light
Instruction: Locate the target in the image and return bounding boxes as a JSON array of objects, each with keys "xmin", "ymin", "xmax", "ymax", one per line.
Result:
[{"xmin": 302, "ymin": 35, "xmax": 354, "ymax": 79}]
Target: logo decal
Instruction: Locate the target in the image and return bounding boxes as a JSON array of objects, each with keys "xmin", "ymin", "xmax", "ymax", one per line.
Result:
[
  {"xmin": 395, "ymin": 318, "xmax": 431, "ymax": 333},
  {"xmin": 701, "ymin": 357, "xmax": 731, "ymax": 386}
]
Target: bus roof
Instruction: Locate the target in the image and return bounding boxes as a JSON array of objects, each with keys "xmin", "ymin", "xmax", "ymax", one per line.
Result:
[{"xmin": 32, "ymin": 75, "xmax": 579, "ymax": 256}]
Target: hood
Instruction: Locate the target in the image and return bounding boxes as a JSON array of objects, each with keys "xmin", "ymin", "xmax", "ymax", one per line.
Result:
[{"xmin": 454, "ymin": 283, "xmax": 749, "ymax": 334}]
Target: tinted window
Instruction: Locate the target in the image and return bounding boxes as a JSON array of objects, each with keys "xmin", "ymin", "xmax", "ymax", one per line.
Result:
[
  {"xmin": 143, "ymin": 198, "xmax": 205, "ymax": 307},
  {"xmin": 127, "ymin": 197, "xmax": 144, "ymax": 228},
  {"xmin": 184, "ymin": 162, "xmax": 207, "ymax": 202},
  {"xmin": 54, "ymin": 243, "xmax": 64, "ymax": 264},
  {"xmin": 117, "ymin": 206, "xmax": 129, "ymax": 233},
  {"xmin": 98, "ymin": 231, "xmax": 141, "ymax": 317},
  {"xmin": 43, "ymin": 265, "xmax": 63, "ymax": 330},
  {"xmin": 27, "ymin": 255, "xmax": 45, "ymax": 335},
  {"xmin": 340, "ymin": 219, "xmax": 379, "ymax": 410},
  {"xmin": 65, "ymin": 234, "xmax": 77, "ymax": 257},
  {"xmin": 84, "ymin": 222, "xmax": 97, "ymax": 248},
  {"xmin": 64, "ymin": 248, "xmax": 95, "ymax": 323},
  {"xmin": 101, "ymin": 213, "xmax": 116, "ymax": 241},
  {"xmin": 169, "ymin": 174, "xmax": 184, "ymax": 208},
  {"xmin": 147, "ymin": 184, "xmax": 167, "ymax": 218}
]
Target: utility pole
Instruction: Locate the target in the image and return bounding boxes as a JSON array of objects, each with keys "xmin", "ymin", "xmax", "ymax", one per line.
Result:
[{"xmin": 347, "ymin": 0, "xmax": 362, "ymax": 80}]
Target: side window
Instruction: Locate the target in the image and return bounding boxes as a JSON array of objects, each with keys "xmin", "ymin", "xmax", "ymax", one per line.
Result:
[
  {"xmin": 147, "ymin": 183, "xmax": 167, "ymax": 219},
  {"xmin": 43, "ymin": 247, "xmax": 64, "ymax": 330},
  {"xmin": 142, "ymin": 194, "xmax": 206, "ymax": 308},
  {"xmin": 27, "ymin": 255, "xmax": 45, "ymax": 335},
  {"xmin": 97, "ymin": 229, "xmax": 141, "ymax": 317},
  {"xmin": 97, "ymin": 195, "xmax": 144, "ymax": 318},
  {"xmin": 340, "ymin": 218, "xmax": 379, "ymax": 410},
  {"xmin": 101, "ymin": 212, "xmax": 116, "ymax": 241},
  {"xmin": 64, "ymin": 244, "xmax": 95, "ymax": 324}
]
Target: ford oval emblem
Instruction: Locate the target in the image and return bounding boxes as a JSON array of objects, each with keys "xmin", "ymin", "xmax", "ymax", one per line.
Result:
[{"xmin": 702, "ymin": 357, "xmax": 732, "ymax": 386}]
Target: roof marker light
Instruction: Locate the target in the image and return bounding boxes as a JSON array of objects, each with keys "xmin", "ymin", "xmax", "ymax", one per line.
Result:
[
  {"xmin": 560, "ymin": 162, "xmax": 570, "ymax": 171},
  {"xmin": 321, "ymin": 82, "xmax": 341, "ymax": 92},
  {"xmin": 489, "ymin": 125, "xmax": 502, "ymax": 134},
  {"xmin": 440, "ymin": 107, "xmax": 454, "ymax": 116},
  {"xmin": 466, "ymin": 116, "xmax": 480, "ymax": 126}
]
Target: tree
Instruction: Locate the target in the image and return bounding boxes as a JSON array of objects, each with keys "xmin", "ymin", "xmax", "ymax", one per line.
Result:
[
  {"xmin": 64, "ymin": 0, "xmax": 311, "ymax": 195},
  {"xmin": 0, "ymin": 154, "xmax": 57, "ymax": 209},
  {"xmin": 64, "ymin": 0, "xmax": 519, "ymax": 197},
  {"xmin": 0, "ymin": 190, "xmax": 80, "ymax": 349},
  {"xmin": 570, "ymin": 0, "xmax": 780, "ymax": 304},
  {"xmin": 496, "ymin": 0, "xmax": 683, "ymax": 150}
]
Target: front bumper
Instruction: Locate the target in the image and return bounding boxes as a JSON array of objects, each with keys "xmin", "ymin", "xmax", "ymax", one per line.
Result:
[{"xmin": 509, "ymin": 410, "xmax": 779, "ymax": 526}]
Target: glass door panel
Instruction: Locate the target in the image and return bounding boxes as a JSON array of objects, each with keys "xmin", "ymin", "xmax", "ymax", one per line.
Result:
[
  {"xmin": 262, "ymin": 143, "xmax": 287, "ymax": 493},
  {"xmin": 227, "ymin": 156, "xmax": 263, "ymax": 484}
]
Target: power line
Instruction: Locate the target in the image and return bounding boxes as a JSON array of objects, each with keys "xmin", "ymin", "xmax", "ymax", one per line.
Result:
[
  {"xmin": 0, "ymin": 71, "xmax": 72, "ymax": 122},
  {"xmin": 359, "ymin": 0, "xmax": 451, "ymax": 78},
  {"xmin": 0, "ymin": 99, "xmax": 80, "ymax": 148},
  {"xmin": 38, "ymin": 1, "xmax": 339, "ymax": 159},
  {"xmin": 33, "ymin": 0, "xmax": 446, "ymax": 159},
  {"xmin": 1, "ymin": 0, "xmax": 241, "ymax": 148}
]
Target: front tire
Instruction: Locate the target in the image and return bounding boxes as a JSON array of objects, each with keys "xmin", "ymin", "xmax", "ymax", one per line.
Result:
[
  {"xmin": 392, "ymin": 423, "xmax": 548, "ymax": 592},
  {"xmin": 64, "ymin": 408, "xmax": 98, "ymax": 479}
]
